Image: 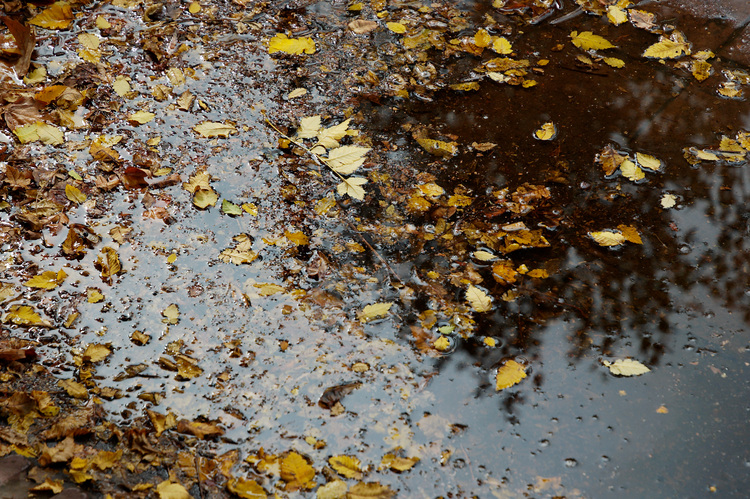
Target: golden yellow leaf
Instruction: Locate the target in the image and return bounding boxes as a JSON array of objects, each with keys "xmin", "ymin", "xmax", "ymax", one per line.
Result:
[
  {"xmin": 96, "ymin": 16, "xmax": 111, "ymax": 29},
  {"xmin": 450, "ymin": 82, "xmax": 481, "ymax": 91},
  {"xmin": 65, "ymin": 184, "xmax": 86, "ymax": 204},
  {"xmin": 347, "ymin": 482, "xmax": 395, "ymax": 499},
  {"xmin": 188, "ymin": 2, "xmax": 201, "ymax": 14},
  {"xmin": 359, "ymin": 302, "xmax": 393, "ymax": 323},
  {"xmin": 58, "ymin": 379, "xmax": 88, "ymax": 399},
  {"xmin": 254, "ymin": 283, "xmax": 285, "ymax": 296},
  {"xmin": 446, "ymin": 194, "xmax": 473, "ymax": 207},
  {"xmin": 620, "ymin": 159, "xmax": 644, "ymax": 181},
  {"xmin": 2, "ymin": 305, "xmax": 52, "ymax": 327},
  {"xmin": 492, "ymin": 260, "xmax": 517, "ymax": 284},
  {"xmin": 635, "ymin": 152, "xmax": 662, "ymax": 171},
  {"xmin": 280, "ymin": 452, "xmax": 316, "ymax": 491},
  {"xmin": 570, "ymin": 31, "xmax": 616, "ymax": 51},
  {"xmin": 176, "ymin": 357, "xmax": 203, "ymax": 380},
  {"xmin": 691, "ymin": 60, "xmax": 712, "ymax": 81},
  {"xmin": 25, "ymin": 270, "xmax": 67, "ymax": 290},
  {"xmin": 604, "ymin": 57, "xmax": 625, "ymax": 68},
  {"xmin": 336, "ymin": 177, "xmax": 367, "ymax": 200},
  {"xmin": 381, "ymin": 454, "xmax": 419, "ymax": 472},
  {"xmin": 285, "ymin": 230, "xmax": 309, "ymax": 245},
  {"xmin": 534, "ymin": 122, "xmax": 556, "ymax": 141},
  {"xmin": 656, "ymin": 405, "xmax": 669, "ymax": 414},
  {"xmin": 417, "ymin": 183, "xmax": 445, "ymax": 197},
  {"xmin": 466, "ymin": 285, "xmax": 492, "ymax": 313},
  {"xmin": 617, "ymin": 224, "xmax": 643, "ymax": 244},
  {"xmin": 474, "ymin": 29, "xmax": 491, "ymax": 48},
  {"xmin": 96, "ymin": 247, "xmax": 122, "ymax": 280},
  {"xmin": 326, "ymin": 145, "xmax": 370, "ymax": 174},
  {"xmin": 269, "ymin": 33, "xmax": 316, "ymax": 54},
  {"xmin": 415, "ymin": 136, "xmax": 458, "ymax": 156},
  {"xmin": 433, "ymin": 336, "xmax": 451, "ymax": 351},
  {"xmin": 607, "ymin": 6, "xmax": 628, "ymax": 25},
  {"xmin": 473, "ymin": 250, "xmax": 496, "ymax": 261},
  {"xmin": 496, "ymin": 359, "xmax": 527, "ymax": 390},
  {"xmin": 14, "ymin": 122, "xmax": 64, "ymax": 145},
  {"xmin": 317, "ymin": 479, "xmax": 347, "ymax": 499},
  {"xmin": 287, "ymin": 87, "xmax": 307, "ymax": 99},
  {"xmin": 492, "ymin": 37, "xmax": 512, "ymax": 54},
  {"xmin": 193, "ymin": 187, "xmax": 218, "ymax": 209},
  {"xmin": 83, "ymin": 343, "xmax": 111, "ymax": 363},
  {"xmin": 527, "ymin": 268, "xmax": 549, "ymax": 278},
  {"xmin": 329, "ymin": 455, "xmax": 363, "ymax": 480},
  {"xmin": 643, "ymin": 34, "xmax": 691, "ymax": 59},
  {"xmin": 597, "ymin": 145, "xmax": 628, "ymax": 176},
  {"xmin": 29, "ymin": 2, "xmax": 73, "ymax": 29},
  {"xmin": 386, "ymin": 22, "xmax": 406, "ymax": 34},
  {"xmin": 660, "ymin": 193, "xmax": 677, "ymax": 208},
  {"xmin": 193, "ymin": 121, "xmax": 236, "ymax": 138},
  {"xmin": 30, "ymin": 478, "xmax": 64, "ymax": 494},
  {"xmin": 589, "ymin": 231, "xmax": 626, "ymax": 247},
  {"xmin": 603, "ymin": 358, "xmax": 651, "ymax": 376},
  {"xmin": 316, "ymin": 119, "xmax": 351, "ymax": 149},
  {"xmin": 128, "ymin": 111, "xmax": 155, "ymax": 124},
  {"xmin": 227, "ymin": 477, "xmax": 267, "ymax": 499},
  {"xmin": 78, "ymin": 33, "xmax": 100, "ymax": 50},
  {"xmin": 156, "ymin": 480, "xmax": 192, "ymax": 499},
  {"xmin": 162, "ymin": 304, "xmax": 179, "ymax": 325},
  {"xmin": 297, "ymin": 115, "xmax": 321, "ymax": 138}
]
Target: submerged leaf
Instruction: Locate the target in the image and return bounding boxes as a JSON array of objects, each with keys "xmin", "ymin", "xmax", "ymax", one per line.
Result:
[
  {"xmin": 280, "ymin": 452, "xmax": 315, "ymax": 491},
  {"xmin": 329, "ymin": 455, "xmax": 363, "ymax": 480}
]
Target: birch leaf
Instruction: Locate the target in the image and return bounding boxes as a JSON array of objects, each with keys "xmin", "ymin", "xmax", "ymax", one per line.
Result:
[
  {"xmin": 635, "ymin": 152, "xmax": 662, "ymax": 171},
  {"xmin": 495, "ymin": 359, "xmax": 527, "ymax": 391},
  {"xmin": 359, "ymin": 302, "xmax": 393, "ymax": 323},
  {"xmin": 620, "ymin": 159, "xmax": 644, "ymax": 181},
  {"xmin": 329, "ymin": 455, "xmax": 363, "ymax": 480},
  {"xmin": 492, "ymin": 37, "xmax": 512, "ymax": 54},
  {"xmin": 25, "ymin": 270, "xmax": 67, "ymax": 290},
  {"xmin": 326, "ymin": 145, "xmax": 370, "ymax": 174},
  {"xmin": 618, "ymin": 225, "xmax": 643, "ymax": 244},
  {"xmin": 29, "ymin": 2, "xmax": 74, "ymax": 29},
  {"xmin": 65, "ymin": 184, "xmax": 86, "ymax": 204},
  {"xmin": 128, "ymin": 111, "xmax": 155, "ymax": 125},
  {"xmin": 3, "ymin": 305, "xmax": 52, "ymax": 327},
  {"xmin": 643, "ymin": 35, "xmax": 691, "ymax": 59},
  {"xmin": 466, "ymin": 285, "xmax": 492, "ymax": 313},
  {"xmin": 570, "ymin": 31, "xmax": 616, "ymax": 51},
  {"xmin": 603, "ymin": 359, "xmax": 651, "ymax": 376},
  {"xmin": 280, "ymin": 452, "xmax": 315, "ymax": 491},
  {"xmin": 193, "ymin": 188, "xmax": 218, "ymax": 209},
  {"xmin": 589, "ymin": 231, "xmax": 626, "ymax": 246},
  {"xmin": 193, "ymin": 121, "xmax": 236, "ymax": 138},
  {"xmin": 269, "ymin": 34, "xmax": 316, "ymax": 55},
  {"xmin": 336, "ymin": 177, "xmax": 367, "ymax": 200}
]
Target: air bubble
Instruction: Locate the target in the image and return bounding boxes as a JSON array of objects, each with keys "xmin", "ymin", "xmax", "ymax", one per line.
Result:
[{"xmin": 564, "ymin": 458, "xmax": 578, "ymax": 468}]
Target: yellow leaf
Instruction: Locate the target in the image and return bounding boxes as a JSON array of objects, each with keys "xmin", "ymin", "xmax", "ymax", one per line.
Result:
[
  {"xmin": 570, "ymin": 31, "xmax": 616, "ymax": 51},
  {"xmin": 474, "ymin": 29, "xmax": 491, "ymax": 48},
  {"xmin": 317, "ymin": 479, "xmax": 347, "ymax": 499},
  {"xmin": 326, "ymin": 145, "xmax": 370, "ymax": 174},
  {"xmin": 156, "ymin": 480, "xmax": 192, "ymax": 499},
  {"xmin": 620, "ymin": 159, "xmax": 644, "ymax": 181},
  {"xmin": 534, "ymin": 122, "xmax": 556, "ymax": 141},
  {"xmin": 254, "ymin": 283, "xmax": 285, "ymax": 296},
  {"xmin": 473, "ymin": 250, "xmax": 497, "ymax": 261},
  {"xmin": 447, "ymin": 194, "xmax": 473, "ymax": 207},
  {"xmin": 495, "ymin": 359, "xmax": 527, "ymax": 390},
  {"xmin": 433, "ymin": 336, "xmax": 451, "ymax": 351},
  {"xmin": 660, "ymin": 193, "xmax": 677, "ymax": 208},
  {"xmin": 347, "ymin": 482, "xmax": 395, "ymax": 499},
  {"xmin": 25, "ymin": 270, "xmax": 67, "ymax": 289},
  {"xmin": 188, "ymin": 2, "xmax": 201, "ymax": 14},
  {"xmin": 13, "ymin": 122, "xmax": 64, "ymax": 145},
  {"xmin": 269, "ymin": 33, "xmax": 316, "ymax": 55},
  {"xmin": 604, "ymin": 57, "xmax": 625, "ymax": 68},
  {"xmin": 58, "ymin": 379, "xmax": 88, "ymax": 399},
  {"xmin": 386, "ymin": 22, "xmax": 406, "ymax": 34},
  {"xmin": 691, "ymin": 60, "xmax": 712, "ymax": 81},
  {"xmin": 589, "ymin": 231, "xmax": 626, "ymax": 247},
  {"xmin": 193, "ymin": 187, "xmax": 218, "ymax": 209},
  {"xmin": 643, "ymin": 34, "xmax": 691, "ymax": 59},
  {"xmin": 83, "ymin": 343, "xmax": 111, "ymax": 363},
  {"xmin": 280, "ymin": 452, "xmax": 316, "ymax": 491},
  {"xmin": 316, "ymin": 119, "xmax": 351, "ymax": 149},
  {"xmin": 297, "ymin": 115, "xmax": 322, "ymax": 138},
  {"xmin": 492, "ymin": 260, "xmax": 517, "ymax": 284},
  {"xmin": 527, "ymin": 268, "xmax": 549, "ymax": 278},
  {"xmin": 287, "ymin": 87, "xmax": 307, "ymax": 99},
  {"xmin": 381, "ymin": 454, "xmax": 419, "ymax": 472},
  {"xmin": 96, "ymin": 247, "xmax": 122, "ymax": 280},
  {"xmin": 415, "ymin": 136, "xmax": 458, "ymax": 156},
  {"xmin": 336, "ymin": 177, "xmax": 367, "ymax": 200},
  {"xmin": 2, "ymin": 305, "xmax": 52, "ymax": 327},
  {"xmin": 182, "ymin": 171, "xmax": 211, "ymax": 193},
  {"xmin": 603, "ymin": 358, "xmax": 650, "ymax": 376},
  {"xmin": 78, "ymin": 33, "xmax": 100, "ymax": 50},
  {"xmin": 466, "ymin": 285, "xmax": 492, "ymax": 313},
  {"xmin": 359, "ymin": 302, "xmax": 393, "ymax": 323},
  {"xmin": 607, "ymin": 6, "xmax": 628, "ymax": 25},
  {"xmin": 128, "ymin": 111, "xmax": 155, "ymax": 124},
  {"xmin": 492, "ymin": 36, "xmax": 512, "ymax": 54},
  {"xmin": 617, "ymin": 224, "xmax": 643, "ymax": 244},
  {"xmin": 329, "ymin": 455, "xmax": 363, "ymax": 480},
  {"xmin": 29, "ymin": 2, "xmax": 73, "ymax": 29},
  {"xmin": 656, "ymin": 405, "xmax": 669, "ymax": 414},
  {"xmin": 635, "ymin": 152, "xmax": 662, "ymax": 171},
  {"xmin": 162, "ymin": 304, "xmax": 179, "ymax": 325},
  {"xmin": 193, "ymin": 121, "xmax": 236, "ymax": 138},
  {"xmin": 95, "ymin": 16, "xmax": 111, "ymax": 29},
  {"xmin": 227, "ymin": 477, "xmax": 267, "ymax": 499},
  {"xmin": 285, "ymin": 230, "xmax": 309, "ymax": 245},
  {"xmin": 65, "ymin": 184, "xmax": 86, "ymax": 204}
]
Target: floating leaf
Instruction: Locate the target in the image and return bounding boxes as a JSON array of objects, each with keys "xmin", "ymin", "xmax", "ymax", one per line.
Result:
[
  {"xmin": 280, "ymin": 452, "xmax": 315, "ymax": 491},
  {"xmin": 193, "ymin": 187, "xmax": 218, "ymax": 209},
  {"xmin": 96, "ymin": 247, "xmax": 122, "ymax": 281},
  {"xmin": 13, "ymin": 122, "xmax": 64, "ymax": 145},
  {"xmin": 83, "ymin": 343, "xmax": 111, "ymax": 363},
  {"xmin": 492, "ymin": 37, "xmax": 512, "ymax": 55},
  {"xmin": 128, "ymin": 111, "xmax": 155, "ymax": 124},
  {"xmin": 297, "ymin": 115, "xmax": 322, "ymax": 138},
  {"xmin": 620, "ymin": 159, "xmax": 644, "ymax": 181},
  {"xmin": 660, "ymin": 193, "xmax": 677, "ymax": 208},
  {"xmin": 25, "ymin": 270, "xmax": 67, "ymax": 290},
  {"xmin": 65, "ymin": 184, "xmax": 86, "ymax": 204},
  {"xmin": 473, "ymin": 250, "xmax": 496, "ymax": 261},
  {"xmin": 386, "ymin": 22, "xmax": 406, "ymax": 34},
  {"xmin": 433, "ymin": 336, "xmax": 450, "ymax": 351},
  {"xmin": 326, "ymin": 145, "xmax": 370, "ymax": 174},
  {"xmin": 29, "ymin": 2, "xmax": 74, "ymax": 29},
  {"xmin": 607, "ymin": 5, "xmax": 628, "ymax": 25},
  {"xmin": 269, "ymin": 33, "xmax": 316, "ymax": 55},
  {"xmin": 466, "ymin": 285, "xmax": 492, "ymax": 313},
  {"xmin": 254, "ymin": 283, "xmax": 285, "ymax": 296},
  {"xmin": 227, "ymin": 477, "xmax": 267, "ymax": 499},
  {"xmin": 570, "ymin": 31, "xmax": 616, "ymax": 51},
  {"xmin": 534, "ymin": 122, "xmax": 556, "ymax": 141},
  {"xmin": 414, "ymin": 135, "xmax": 458, "ymax": 156},
  {"xmin": 58, "ymin": 379, "xmax": 88, "ymax": 399},
  {"xmin": 381, "ymin": 454, "xmax": 419, "ymax": 472},
  {"xmin": 3, "ymin": 305, "xmax": 52, "ymax": 327},
  {"xmin": 603, "ymin": 57, "xmax": 625, "ymax": 68},
  {"xmin": 193, "ymin": 121, "xmax": 236, "ymax": 138},
  {"xmin": 285, "ymin": 230, "xmax": 309, "ymax": 245},
  {"xmin": 317, "ymin": 480, "xmax": 347, "ymax": 499},
  {"xmin": 316, "ymin": 119, "xmax": 351, "ymax": 149},
  {"xmin": 635, "ymin": 152, "xmax": 662, "ymax": 171},
  {"xmin": 221, "ymin": 199, "xmax": 242, "ymax": 216},
  {"xmin": 156, "ymin": 480, "xmax": 192, "ymax": 499},
  {"xmin": 643, "ymin": 33, "xmax": 691, "ymax": 59},
  {"xmin": 329, "ymin": 455, "xmax": 363, "ymax": 480},
  {"xmin": 287, "ymin": 87, "xmax": 307, "ymax": 99},
  {"xmin": 618, "ymin": 224, "xmax": 643, "ymax": 244},
  {"xmin": 347, "ymin": 481, "xmax": 394, "ymax": 499},
  {"xmin": 336, "ymin": 177, "xmax": 367, "ymax": 200},
  {"xmin": 495, "ymin": 359, "xmax": 527, "ymax": 390},
  {"xmin": 87, "ymin": 288, "xmax": 104, "ymax": 303},
  {"xmin": 349, "ymin": 20, "xmax": 378, "ymax": 34},
  {"xmin": 359, "ymin": 302, "xmax": 393, "ymax": 323},
  {"xmin": 603, "ymin": 358, "xmax": 651, "ymax": 376},
  {"xmin": 589, "ymin": 231, "xmax": 626, "ymax": 247},
  {"xmin": 161, "ymin": 304, "xmax": 179, "ymax": 325}
]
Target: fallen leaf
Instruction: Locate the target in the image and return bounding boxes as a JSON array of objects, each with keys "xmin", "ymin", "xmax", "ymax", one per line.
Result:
[
  {"xmin": 227, "ymin": 477, "xmax": 267, "ymax": 499},
  {"xmin": 466, "ymin": 285, "xmax": 492, "ymax": 313},
  {"xmin": 635, "ymin": 152, "xmax": 662, "ymax": 171},
  {"xmin": 326, "ymin": 145, "xmax": 370, "ymax": 174},
  {"xmin": 254, "ymin": 283, "xmax": 285, "ymax": 296},
  {"xmin": 643, "ymin": 32, "xmax": 691, "ymax": 59},
  {"xmin": 329, "ymin": 455, "xmax": 363, "ymax": 480},
  {"xmin": 359, "ymin": 302, "xmax": 393, "ymax": 323},
  {"xmin": 336, "ymin": 177, "xmax": 367, "ymax": 200},
  {"xmin": 570, "ymin": 31, "xmax": 615, "ymax": 51},
  {"xmin": 386, "ymin": 22, "xmax": 406, "ymax": 34},
  {"xmin": 660, "ymin": 193, "xmax": 677, "ymax": 208},
  {"xmin": 620, "ymin": 159, "xmax": 644, "ymax": 181},
  {"xmin": 381, "ymin": 454, "xmax": 419, "ymax": 472},
  {"xmin": 162, "ymin": 304, "xmax": 179, "ymax": 324},
  {"xmin": 316, "ymin": 479, "xmax": 347, "ymax": 499},
  {"xmin": 349, "ymin": 20, "xmax": 378, "ymax": 34},
  {"xmin": 25, "ymin": 269, "xmax": 67, "ymax": 290},
  {"xmin": 280, "ymin": 451, "xmax": 316, "ymax": 491},
  {"xmin": 589, "ymin": 231, "xmax": 626, "ymax": 247},
  {"xmin": 95, "ymin": 247, "xmax": 122, "ymax": 282},
  {"xmin": 347, "ymin": 481, "xmax": 395, "ymax": 499},
  {"xmin": 495, "ymin": 359, "xmax": 527, "ymax": 390},
  {"xmin": 156, "ymin": 480, "xmax": 192, "ymax": 499},
  {"xmin": 193, "ymin": 121, "xmax": 236, "ymax": 138},
  {"xmin": 656, "ymin": 405, "xmax": 669, "ymax": 414},
  {"xmin": 534, "ymin": 122, "xmax": 556, "ymax": 141},
  {"xmin": 269, "ymin": 33, "xmax": 316, "ymax": 55},
  {"xmin": 221, "ymin": 199, "xmax": 242, "ymax": 216},
  {"xmin": 65, "ymin": 184, "xmax": 86, "ymax": 204},
  {"xmin": 193, "ymin": 187, "xmax": 218, "ymax": 209},
  {"xmin": 83, "ymin": 343, "xmax": 111, "ymax": 363},
  {"xmin": 28, "ymin": 2, "xmax": 74, "ymax": 29},
  {"xmin": 2, "ymin": 305, "xmax": 52, "ymax": 327},
  {"xmin": 603, "ymin": 358, "xmax": 651, "ymax": 376},
  {"xmin": 128, "ymin": 110, "xmax": 155, "ymax": 124}
]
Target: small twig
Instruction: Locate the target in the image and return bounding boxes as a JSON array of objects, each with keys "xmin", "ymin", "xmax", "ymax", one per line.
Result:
[{"xmin": 194, "ymin": 450, "xmax": 205, "ymax": 499}]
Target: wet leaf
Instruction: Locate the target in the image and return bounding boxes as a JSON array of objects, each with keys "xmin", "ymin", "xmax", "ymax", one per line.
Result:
[
  {"xmin": 589, "ymin": 231, "xmax": 626, "ymax": 247},
  {"xmin": 381, "ymin": 454, "xmax": 419, "ymax": 472},
  {"xmin": 414, "ymin": 135, "xmax": 459, "ymax": 157},
  {"xmin": 128, "ymin": 110, "xmax": 155, "ymax": 124},
  {"xmin": 2, "ymin": 305, "xmax": 52, "ymax": 327},
  {"xmin": 492, "ymin": 37, "xmax": 512, "ymax": 55},
  {"xmin": 227, "ymin": 477, "xmax": 267, "ymax": 499},
  {"xmin": 297, "ymin": 115, "xmax": 322, "ymax": 138},
  {"xmin": 643, "ymin": 33, "xmax": 691, "ymax": 59},
  {"xmin": 570, "ymin": 31, "xmax": 615, "ymax": 51},
  {"xmin": 193, "ymin": 187, "xmax": 219, "ymax": 209},
  {"xmin": 269, "ymin": 33, "xmax": 316, "ymax": 55},
  {"xmin": 13, "ymin": 122, "xmax": 64, "ymax": 145},
  {"xmin": 603, "ymin": 57, "xmax": 625, "ymax": 68},
  {"xmin": 596, "ymin": 145, "xmax": 628, "ymax": 176},
  {"xmin": 620, "ymin": 159, "xmax": 644, "ymax": 181},
  {"xmin": 25, "ymin": 269, "xmax": 67, "ymax": 289},
  {"xmin": 386, "ymin": 22, "xmax": 406, "ymax": 34},
  {"xmin": 285, "ymin": 230, "xmax": 309, "ymax": 245},
  {"xmin": 496, "ymin": 359, "xmax": 527, "ymax": 391},
  {"xmin": 176, "ymin": 419, "xmax": 224, "ymax": 439},
  {"xmin": 473, "ymin": 250, "xmax": 496, "ymax": 261},
  {"xmin": 222, "ymin": 199, "xmax": 242, "ymax": 216},
  {"xmin": 607, "ymin": 5, "xmax": 628, "ymax": 25},
  {"xmin": 359, "ymin": 302, "xmax": 393, "ymax": 323},
  {"xmin": 193, "ymin": 121, "xmax": 236, "ymax": 138},
  {"xmin": 617, "ymin": 225, "xmax": 643, "ymax": 244},
  {"xmin": 65, "ymin": 184, "xmax": 86, "ymax": 204},
  {"xmin": 534, "ymin": 122, "xmax": 556, "ymax": 141},
  {"xmin": 317, "ymin": 479, "xmax": 347, "ymax": 499},
  {"xmin": 336, "ymin": 177, "xmax": 367, "ymax": 200},
  {"xmin": 30, "ymin": 478, "xmax": 64, "ymax": 494},
  {"xmin": 316, "ymin": 119, "xmax": 351, "ymax": 149},
  {"xmin": 347, "ymin": 481, "xmax": 395, "ymax": 499},
  {"xmin": 326, "ymin": 145, "xmax": 370, "ymax": 174},
  {"xmin": 280, "ymin": 451, "xmax": 316, "ymax": 491},
  {"xmin": 58, "ymin": 379, "xmax": 88, "ymax": 399},
  {"xmin": 254, "ymin": 283, "xmax": 285, "ymax": 296},
  {"xmin": 29, "ymin": 2, "xmax": 74, "ymax": 29},
  {"xmin": 603, "ymin": 358, "xmax": 651, "ymax": 376},
  {"xmin": 466, "ymin": 285, "xmax": 492, "ymax": 313},
  {"xmin": 433, "ymin": 335, "xmax": 451, "ymax": 351},
  {"xmin": 660, "ymin": 193, "xmax": 677, "ymax": 208},
  {"xmin": 220, "ymin": 234, "xmax": 257, "ymax": 265},
  {"xmin": 162, "ymin": 304, "xmax": 180, "ymax": 325},
  {"xmin": 635, "ymin": 152, "xmax": 662, "ymax": 172},
  {"xmin": 329, "ymin": 455, "xmax": 363, "ymax": 479},
  {"xmin": 156, "ymin": 480, "xmax": 192, "ymax": 499},
  {"xmin": 83, "ymin": 343, "xmax": 111, "ymax": 363},
  {"xmin": 96, "ymin": 247, "xmax": 122, "ymax": 281}
]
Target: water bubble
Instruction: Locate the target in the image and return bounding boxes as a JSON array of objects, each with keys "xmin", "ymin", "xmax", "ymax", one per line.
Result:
[
  {"xmin": 564, "ymin": 458, "xmax": 578, "ymax": 468},
  {"xmin": 539, "ymin": 439, "xmax": 550, "ymax": 448},
  {"xmin": 678, "ymin": 244, "xmax": 692, "ymax": 254}
]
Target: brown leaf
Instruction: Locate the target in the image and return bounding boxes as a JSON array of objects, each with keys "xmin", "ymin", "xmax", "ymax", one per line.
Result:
[
  {"xmin": 2, "ymin": 16, "xmax": 35, "ymax": 77},
  {"xmin": 176, "ymin": 418, "xmax": 225, "ymax": 439}
]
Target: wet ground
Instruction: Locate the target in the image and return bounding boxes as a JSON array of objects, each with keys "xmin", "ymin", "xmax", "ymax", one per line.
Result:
[{"xmin": 1, "ymin": 0, "xmax": 749, "ymax": 497}]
